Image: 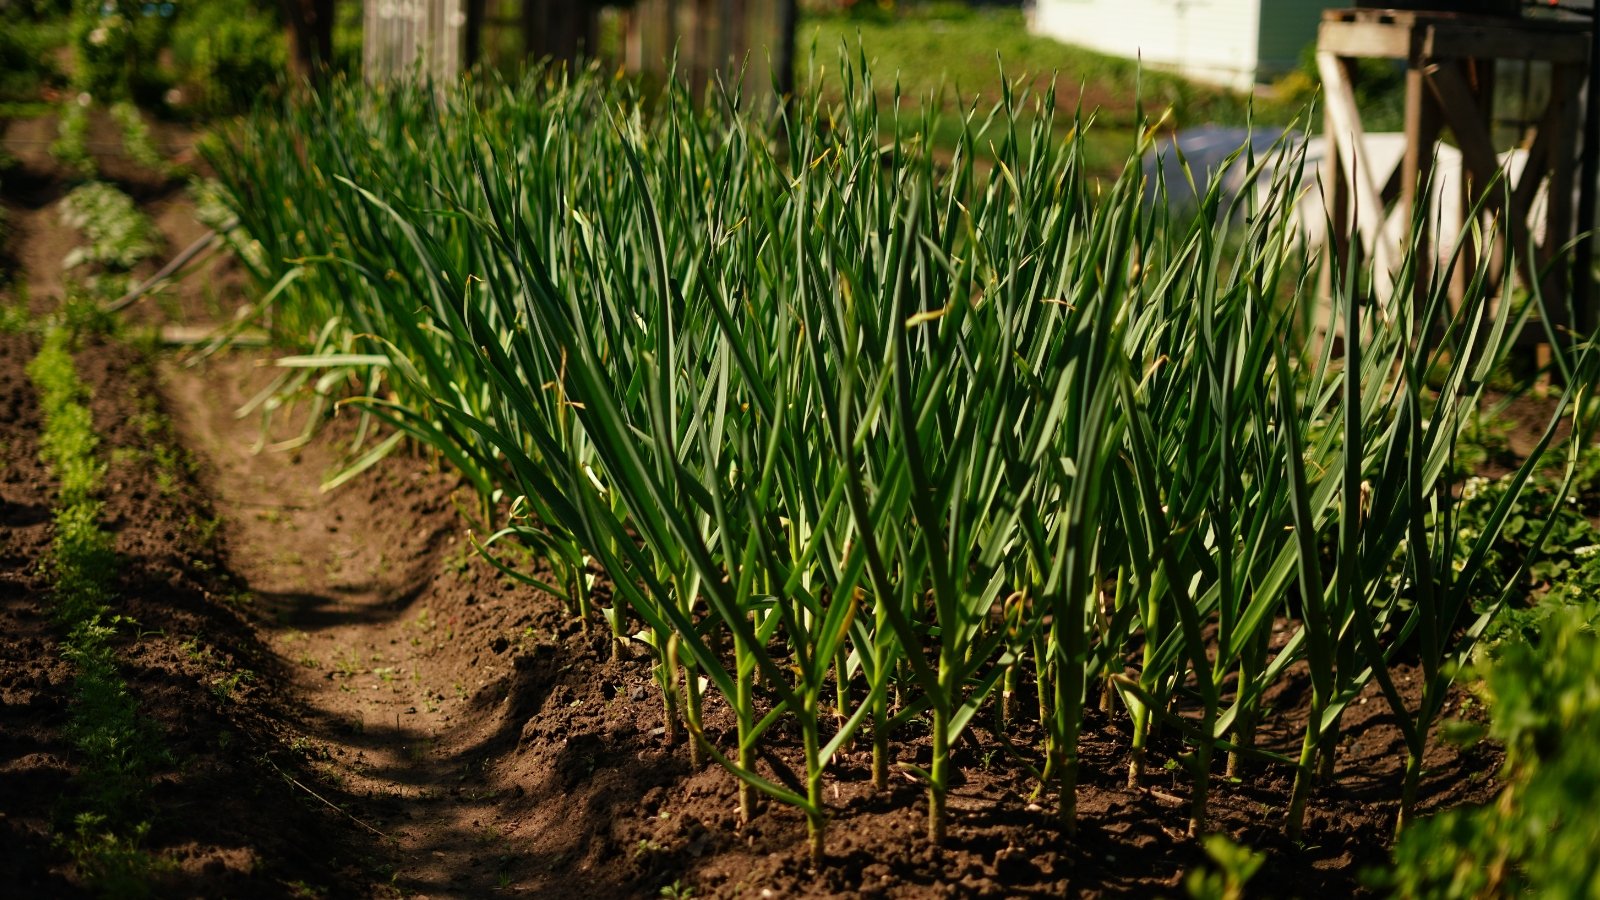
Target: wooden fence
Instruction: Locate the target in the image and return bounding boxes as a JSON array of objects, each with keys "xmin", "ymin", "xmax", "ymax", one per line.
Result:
[
  {"xmin": 363, "ymin": 0, "xmax": 468, "ymax": 82},
  {"xmin": 623, "ymin": 0, "xmax": 794, "ymax": 101},
  {"xmin": 364, "ymin": 0, "xmax": 794, "ymax": 101}
]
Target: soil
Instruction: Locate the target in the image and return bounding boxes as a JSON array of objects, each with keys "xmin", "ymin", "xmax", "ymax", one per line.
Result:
[
  {"xmin": 0, "ymin": 328, "xmax": 75, "ymax": 897},
  {"xmin": 1, "ymin": 112, "xmax": 1509, "ymax": 899}
]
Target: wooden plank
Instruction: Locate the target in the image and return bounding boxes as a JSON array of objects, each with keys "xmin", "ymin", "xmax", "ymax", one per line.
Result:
[
  {"xmin": 1510, "ymin": 119, "xmax": 1552, "ymax": 221},
  {"xmin": 1426, "ymin": 60, "xmax": 1541, "ymax": 294},
  {"xmin": 1318, "ymin": 21, "xmax": 1416, "ymax": 60},
  {"xmin": 1539, "ymin": 62, "xmax": 1581, "ymax": 341},
  {"xmin": 1319, "ymin": 50, "xmax": 1399, "ymax": 297},
  {"xmin": 158, "ymin": 325, "xmax": 269, "ymax": 347},
  {"xmin": 1403, "ymin": 63, "xmax": 1441, "ymax": 306},
  {"xmin": 1323, "ymin": 8, "xmax": 1428, "ymax": 28}
]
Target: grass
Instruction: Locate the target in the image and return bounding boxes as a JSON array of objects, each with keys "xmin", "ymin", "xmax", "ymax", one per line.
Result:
[
  {"xmin": 802, "ymin": 6, "xmax": 1267, "ymax": 124},
  {"xmin": 800, "ymin": 6, "xmax": 1291, "ymax": 172}
]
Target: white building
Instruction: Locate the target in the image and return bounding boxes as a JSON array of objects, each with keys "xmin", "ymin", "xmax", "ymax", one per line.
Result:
[{"xmin": 1029, "ymin": 0, "xmax": 1331, "ymax": 92}]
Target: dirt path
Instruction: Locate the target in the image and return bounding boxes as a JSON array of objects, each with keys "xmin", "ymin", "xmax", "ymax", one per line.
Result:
[
  {"xmin": 157, "ymin": 350, "xmax": 763, "ymax": 899},
  {"xmin": 4, "ymin": 112, "xmax": 550, "ymax": 895},
  {"xmin": 3, "ymin": 114, "xmax": 370, "ymax": 897},
  {"xmin": 161, "ymin": 355, "xmax": 544, "ymax": 897},
  {"xmin": 2, "ymin": 117, "xmax": 77, "ymax": 311},
  {"xmin": 1, "ymin": 329, "xmax": 384, "ymax": 895}
]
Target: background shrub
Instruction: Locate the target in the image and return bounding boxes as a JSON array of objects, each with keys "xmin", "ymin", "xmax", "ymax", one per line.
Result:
[
  {"xmin": 70, "ymin": 0, "xmax": 176, "ymax": 104},
  {"xmin": 0, "ymin": 0, "xmax": 69, "ymax": 101},
  {"xmin": 170, "ymin": 0, "xmax": 285, "ymax": 116}
]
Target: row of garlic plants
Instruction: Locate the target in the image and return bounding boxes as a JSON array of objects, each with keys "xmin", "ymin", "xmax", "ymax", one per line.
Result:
[{"xmin": 203, "ymin": 64, "xmax": 1595, "ymax": 861}]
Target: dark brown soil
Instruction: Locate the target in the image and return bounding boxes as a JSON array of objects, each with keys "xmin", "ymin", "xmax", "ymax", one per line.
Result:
[
  {"xmin": 0, "ymin": 111, "xmax": 1509, "ymax": 899},
  {"xmin": 0, "ymin": 330, "xmax": 78, "ymax": 898}
]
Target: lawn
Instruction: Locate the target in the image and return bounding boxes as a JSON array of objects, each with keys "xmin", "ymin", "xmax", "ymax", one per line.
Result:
[{"xmin": 800, "ymin": 4, "xmax": 1299, "ymax": 171}]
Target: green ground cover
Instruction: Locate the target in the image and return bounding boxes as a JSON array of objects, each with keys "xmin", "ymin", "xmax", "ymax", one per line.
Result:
[{"xmin": 800, "ymin": 5, "xmax": 1296, "ymax": 171}]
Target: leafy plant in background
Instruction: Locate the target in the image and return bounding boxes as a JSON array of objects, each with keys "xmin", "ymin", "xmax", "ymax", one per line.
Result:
[
  {"xmin": 0, "ymin": 2, "xmax": 68, "ymax": 101},
  {"xmin": 1453, "ymin": 445, "xmax": 1600, "ymax": 625},
  {"xmin": 59, "ymin": 181, "xmax": 158, "ymax": 271},
  {"xmin": 169, "ymin": 0, "xmax": 284, "ymax": 116},
  {"xmin": 70, "ymin": 0, "xmax": 175, "ymax": 104},
  {"xmin": 1388, "ymin": 597, "xmax": 1600, "ymax": 899},
  {"xmin": 31, "ymin": 324, "xmax": 171, "ymax": 894},
  {"xmin": 110, "ymin": 100, "xmax": 179, "ymax": 175},
  {"xmin": 51, "ymin": 96, "xmax": 95, "ymax": 177}
]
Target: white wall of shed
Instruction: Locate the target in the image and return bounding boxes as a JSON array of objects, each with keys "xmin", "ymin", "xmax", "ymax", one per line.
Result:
[{"xmin": 1031, "ymin": 0, "xmax": 1262, "ymax": 92}]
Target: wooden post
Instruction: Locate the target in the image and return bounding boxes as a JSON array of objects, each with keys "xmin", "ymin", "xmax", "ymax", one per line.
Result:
[
  {"xmin": 618, "ymin": 0, "xmax": 790, "ymax": 104},
  {"xmin": 776, "ymin": 0, "xmax": 796, "ymax": 102},
  {"xmin": 465, "ymin": 0, "xmax": 487, "ymax": 69},
  {"xmin": 279, "ymin": 0, "xmax": 336, "ymax": 82},
  {"xmin": 1539, "ymin": 60, "xmax": 1581, "ymax": 355},
  {"xmin": 1575, "ymin": 14, "xmax": 1599, "ymax": 338},
  {"xmin": 1403, "ymin": 58, "xmax": 1442, "ymax": 310},
  {"xmin": 523, "ymin": 0, "xmax": 598, "ymax": 63}
]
